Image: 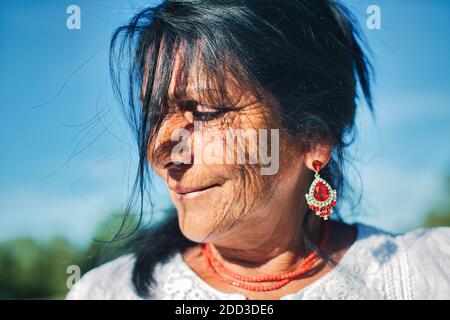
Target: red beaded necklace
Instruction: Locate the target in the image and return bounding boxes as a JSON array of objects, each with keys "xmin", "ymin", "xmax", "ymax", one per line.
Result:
[{"xmin": 200, "ymin": 223, "xmax": 330, "ymax": 292}]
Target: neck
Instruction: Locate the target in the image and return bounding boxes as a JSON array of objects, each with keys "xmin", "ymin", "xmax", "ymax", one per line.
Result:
[{"xmin": 207, "ymin": 205, "xmax": 324, "ymax": 277}]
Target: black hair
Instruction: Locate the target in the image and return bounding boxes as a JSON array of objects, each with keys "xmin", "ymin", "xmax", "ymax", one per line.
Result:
[{"xmin": 109, "ymin": 0, "xmax": 373, "ymax": 298}]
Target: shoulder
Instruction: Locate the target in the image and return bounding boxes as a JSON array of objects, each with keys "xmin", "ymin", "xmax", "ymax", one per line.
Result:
[
  {"xmin": 399, "ymin": 226, "xmax": 449, "ymax": 256},
  {"xmin": 354, "ymin": 223, "xmax": 449, "ymax": 260},
  {"xmin": 397, "ymin": 226, "xmax": 450, "ymax": 299},
  {"xmin": 65, "ymin": 254, "xmax": 141, "ymax": 300},
  {"xmin": 351, "ymin": 223, "xmax": 450, "ymax": 299},
  {"xmin": 362, "ymin": 224, "xmax": 449, "ymax": 274}
]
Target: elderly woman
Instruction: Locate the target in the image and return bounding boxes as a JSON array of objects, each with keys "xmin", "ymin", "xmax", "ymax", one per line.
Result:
[{"xmin": 67, "ymin": 0, "xmax": 449, "ymax": 300}]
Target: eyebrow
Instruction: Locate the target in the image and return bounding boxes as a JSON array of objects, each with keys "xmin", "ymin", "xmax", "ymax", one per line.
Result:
[{"xmin": 168, "ymin": 87, "xmax": 220, "ymax": 103}]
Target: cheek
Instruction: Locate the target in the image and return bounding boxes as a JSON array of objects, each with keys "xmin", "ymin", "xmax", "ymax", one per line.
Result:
[
  {"xmin": 173, "ymin": 150, "xmax": 303, "ymax": 243},
  {"xmin": 173, "ymin": 112, "xmax": 303, "ymax": 240},
  {"xmin": 172, "ymin": 163, "xmax": 264, "ymax": 241},
  {"xmin": 238, "ymin": 163, "xmax": 272, "ymax": 208}
]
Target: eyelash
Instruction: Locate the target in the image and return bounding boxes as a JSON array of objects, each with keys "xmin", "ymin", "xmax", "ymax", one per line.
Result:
[{"xmin": 180, "ymin": 101, "xmax": 232, "ymax": 121}]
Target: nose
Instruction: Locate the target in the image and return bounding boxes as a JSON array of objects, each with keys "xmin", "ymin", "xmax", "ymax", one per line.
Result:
[
  {"xmin": 150, "ymin": 143, "xmax": 193, "ymax": 181},
  {"xmin": 149, "ymin": 112, "xmax": 194, "ymax": 175},
  {"xmin": 164, "ymin": 161, "xmax": 193, "ymax": 181}
]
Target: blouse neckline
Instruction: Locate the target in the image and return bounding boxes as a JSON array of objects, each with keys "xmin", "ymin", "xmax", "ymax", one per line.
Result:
[{"xmin": 176, "ymin": 222, "xmax": 367, "ymax": 300}]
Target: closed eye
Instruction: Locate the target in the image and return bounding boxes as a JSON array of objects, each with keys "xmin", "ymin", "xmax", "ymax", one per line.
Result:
[{"xmin": 179, "ymin": 100, "xmax": 233, "ymax": 121}]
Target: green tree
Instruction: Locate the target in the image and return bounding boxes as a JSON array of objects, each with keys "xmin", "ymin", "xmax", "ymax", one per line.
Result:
[
  {"xmin": 0, "ymin": 211, "xmax": 137, "ymax": 299},
  {"xmin": 0, "ymin": 237, "xmax": 82, "ymax": 299}
]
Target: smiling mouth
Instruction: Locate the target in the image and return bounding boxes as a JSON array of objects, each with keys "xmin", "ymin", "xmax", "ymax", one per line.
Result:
[{"xmin": 170, "ymin": 184, "xmax": 222, "ymax": 201}]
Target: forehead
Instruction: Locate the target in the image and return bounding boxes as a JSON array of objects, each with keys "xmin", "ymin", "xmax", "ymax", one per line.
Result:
[
  {"xmin": 167, "ymin": 51, "xmax": 243, "ymax": 105},
  {"xmin": 141, "ymin": 37, "xmax": 264, "ymax": 109}
]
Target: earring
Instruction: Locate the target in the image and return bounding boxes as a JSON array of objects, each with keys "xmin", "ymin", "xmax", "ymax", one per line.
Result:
[{"xmin": 305, "ymin": 160, "xmax": 337, "ymax": 220}]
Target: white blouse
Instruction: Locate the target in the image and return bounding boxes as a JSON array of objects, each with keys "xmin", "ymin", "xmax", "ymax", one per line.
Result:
[{"xmin": 66, "ymin": 223, "xmax": 450, "ymax": 300}]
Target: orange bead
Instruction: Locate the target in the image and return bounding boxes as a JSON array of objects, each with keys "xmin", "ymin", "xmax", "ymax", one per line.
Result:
[{"xmin": 200, "ymin": 224, "xmax": 330, "ymax": 292}]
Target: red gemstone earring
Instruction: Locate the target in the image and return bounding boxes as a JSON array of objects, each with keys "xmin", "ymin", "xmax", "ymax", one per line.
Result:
[{"xmin": 305, "ymin": 160, "xmax": 337, "ymax": 220}]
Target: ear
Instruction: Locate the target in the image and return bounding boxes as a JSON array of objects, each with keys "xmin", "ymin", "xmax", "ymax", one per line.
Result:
[{"xmin": 303, "ymin": 139, "xmax": 334, "ymax": 171}]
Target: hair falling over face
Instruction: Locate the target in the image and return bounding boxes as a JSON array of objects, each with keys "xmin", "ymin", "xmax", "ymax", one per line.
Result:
[{"xmin": 109, "ymin": 0, "xmax": 373, "ymax": 297}]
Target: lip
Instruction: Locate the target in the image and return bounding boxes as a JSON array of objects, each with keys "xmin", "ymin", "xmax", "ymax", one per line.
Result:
[{"xmin": 169, "ymin": 183, "xmax": 221, "ymax": 201}]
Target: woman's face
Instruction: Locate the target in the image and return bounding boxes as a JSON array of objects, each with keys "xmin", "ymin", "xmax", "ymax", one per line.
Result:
[{"xmin": 148, "ymin": 62, "xmax": 309, "ymax": 244}]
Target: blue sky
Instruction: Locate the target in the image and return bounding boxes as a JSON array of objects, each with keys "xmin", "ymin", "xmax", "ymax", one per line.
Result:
[{"xmin": 0, "ymin": 0, "xmax": 449, "ymax": 246}]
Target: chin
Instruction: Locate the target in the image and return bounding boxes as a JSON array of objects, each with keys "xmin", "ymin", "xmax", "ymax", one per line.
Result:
[
  {"xmin": 175, "ymin": 206, "xmax": 216, "ymax": 243},
  {"xmin": 177, "ymin": 205, "xmax": 234, "ymax": 243},
  {"xmin": 169, "ymin": 184, "xmax": 232, "ymax": 242},
  {"xmin": 177, "ymin": 217, "xmax": 216, "ymax": 243}
]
